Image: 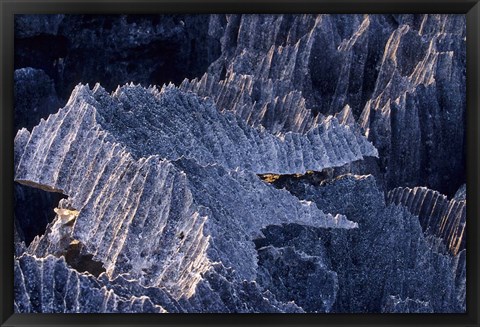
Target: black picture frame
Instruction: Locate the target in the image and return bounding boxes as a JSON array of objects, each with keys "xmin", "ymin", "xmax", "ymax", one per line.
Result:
[{"xmin": 1, "ymin": 1, "xmax": 479, "ymax": 326}]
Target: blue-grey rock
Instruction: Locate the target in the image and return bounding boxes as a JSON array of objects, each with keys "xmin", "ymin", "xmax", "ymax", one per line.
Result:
[
  {"xmin": 12, "ymin": 14, "xmax": 466, "ymax": 314},
  {"xmin": 382, "ymin": 295, "xmax": 433, "ymax": 313},
  {"xmin": 269, "ymin": 174, "xmax": 465, "ymax": 313},
  {"xmin": 453, "ymin": 184, "xmax": 466, "ymax": 201},
  {"xmin": 359, "ymin": 15, "xmax": 466, "ymax": 196},
  {"xmin": 387, "ymin": 186, "xmax": 465, "ymax": 255},
  {"xmin": 14, "ymin": 83, "xmax": 359, "ymax": 311},
  {"xmin": 14, "ymin": 254, "xmax": 166, "ymax": 313}
]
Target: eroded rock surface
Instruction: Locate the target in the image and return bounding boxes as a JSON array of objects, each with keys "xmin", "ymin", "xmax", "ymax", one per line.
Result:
[
  {"xmin": 387, "ymin": 186, "xmax": 466, "ymax": 256},
  {"xmin": 15, "ymin": 83, "xmax": 360, "ymax": 311},
  {"xmin": 13, "ymin": 14, "xmax": 466, "ymax": 313},
  {"xmin": 263, "ymin": 174, "xmax": 465, "ymax": 313}
]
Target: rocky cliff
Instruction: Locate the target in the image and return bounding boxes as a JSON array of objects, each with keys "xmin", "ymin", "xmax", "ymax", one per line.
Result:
[{"xmin": 13, "ymin": 14, "xmax": 466, "ymax": 313}]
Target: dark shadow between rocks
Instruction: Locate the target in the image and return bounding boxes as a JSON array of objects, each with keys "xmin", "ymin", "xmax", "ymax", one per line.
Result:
[
  {"xmin": 14, "ymin": 182, "xmax": 67, "ymax": 246},
  {"xmin": 14, "ymin": 14, "xmax": 223, "ymax": 101},
  {"xmin": 64, "ymin": 240, "xmax": 106, "ymax": 277}
]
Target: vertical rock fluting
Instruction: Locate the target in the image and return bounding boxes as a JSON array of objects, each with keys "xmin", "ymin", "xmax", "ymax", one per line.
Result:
[
  {"xmin": 14, "ymin": 14, "xmax": 466, "ymax": 195},
  {"xmin": 180, "ymin": 14, "xmax": 397, "ymax": 135},
  {"xmin": 14, "ymin": 68, "xmax": 66, "ymax": 247},
  {"xmin": 387, "ymin": 186, "xmax": 466, "ymax": 256},
  {"xmin": 14, "ymin": 82, "xmax": 361, "ymax": 311},
  {"xmin": 268, "ymin": 174, "xmax": 465, "ymax": 313},
  {"xmin": 74, "ymin": 83, "xmax": 377, "ymax": 174},
  {"xmin": 13, "ymin": 14, "xmax": 466, "ymax": 313},
  {"xmin": 359, "ymin": 14, "xmax": 466, "ymax": 196},
  {"xmin": 183, "ymin": 14, "xmax": 465, "ymax": 195},
  {"xmin": 14, "ymin": 254, "xmax": 167, "ymax": 313}
]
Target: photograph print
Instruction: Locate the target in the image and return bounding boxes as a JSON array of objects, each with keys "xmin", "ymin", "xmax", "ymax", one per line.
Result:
[{"xmin": 13, "ymin": 14, "xmax": 466, "ymax": 313}]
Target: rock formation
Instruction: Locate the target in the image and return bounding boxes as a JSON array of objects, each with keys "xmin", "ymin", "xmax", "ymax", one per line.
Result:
[
  {"xmin": 358, "ymin": 14, "xmax": 466, "ymax": 196},
  {"xmin": 14, "ymin": 254, "xmax": 167, "ymax": 313},
  {"xmin": 13, "ymin": 14, "xmax": 466, "ymax": 313},
  {"xmin": 15, "ymin": 82, "xmax": 361, "ymax": 311},
  {"xmin": 260, "ymin": 174, "xmax": 465, "ymax": 313},
  {"xmin": 387, "ymin": 186, "xmax": 466, "ymax": 256}
]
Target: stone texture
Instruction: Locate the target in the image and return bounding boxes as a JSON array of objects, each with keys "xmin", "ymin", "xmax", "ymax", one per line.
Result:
[
  {"xmin": 358, "ymin": 15, "xmax": 466, "ymax": 196},
  {"xmin": 13, "ymin": 14, "xmax": 466, "ymax": 314},
  {"xmin": 16, "ymin": 83, "xmax": 377, "ymax": 176},
  {"xmin": 14, "ymin": 82, "xmax": 360, "ymax": 312},
  {"xmin": 180, "ymin": 14, "xmax": 465, "ymax": 196},
  {"xmin": 265, "ymin": 174, "xmax": 465, "ymax": 313},
  {"xmin": 14, "ymin": 254, "xmax": 166, "ymax": 313},
  {"xmin": 387, "ymin": 186, "xmax": 466, "ymax": 256}
]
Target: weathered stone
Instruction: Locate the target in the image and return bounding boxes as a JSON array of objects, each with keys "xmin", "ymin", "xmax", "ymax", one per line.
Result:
[
  {"xmin": 13, "ymin": 14, "xmax": 466, "ymax": 314},
  {"xmin": 387, "ymin": 186, "xmax": 465, "ymax": 255}
]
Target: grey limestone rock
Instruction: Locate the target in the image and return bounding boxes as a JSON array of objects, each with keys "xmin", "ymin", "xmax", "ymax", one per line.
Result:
[
  {"xmin": 269, "ymin": 174, "xmax": 465, "ymax": 313},
  {"xmin": 180, "ymin": 14, "xmax": 396, "ymax": 135},
  {"xmin": 14, "ymin": 254, "xmax": 166, "ymax": 313},
  {"xmin": 201, "ymin": 14, "xmax": 396, "ymax": 118},
  {"xmin": 382, "ymin": 295, "xmax": 434, "ymax": 313},
  {"xmin": 13, "ymin": 14, "xmax": 466, "ymax": 314},
  {"xmin": 16, "ymin": 83, "xmax": 377, "ymax": 176},
  {"xmin": 387, "ymin": 186, "xmax": 466, "ymax": 256},
  {"xmin": 359, "ymin": 15, "xmax": 466, "ymax": 196},
  {"xmin": 256, "ymin": 244, "xmax": 338, "ymax": 313},
  {"xmin": 14, "ymin": 82, "xmax": 361, "ymax": 311},
  {"xmin": 453, "ymin": 184, "xmax": 466, "ymax": 201},
  {"xmin": 181, "ymin": 14, "xmax": 466, "ymax": 197}
]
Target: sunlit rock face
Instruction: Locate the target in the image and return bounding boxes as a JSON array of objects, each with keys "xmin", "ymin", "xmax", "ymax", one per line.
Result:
[
  {"xmin": 13, "ymin": 14, "xmax": 465, "ymax": 313},
  {"xmin": 14, "ymin": 254, "xmax": 167, "ymax": 313},
  {"xmin": 14, "ymin": 83, "xmax": 359, "ymax": 310}
]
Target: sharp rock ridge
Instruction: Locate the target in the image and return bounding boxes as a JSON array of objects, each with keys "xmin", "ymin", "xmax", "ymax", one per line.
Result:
[
  {"xmin": 14, "ymin": 84, "xmax": 358, "ymax": 306},
  {"xmin": 387, "ymin": 186, "xmax": 465, "ymax": 256}
]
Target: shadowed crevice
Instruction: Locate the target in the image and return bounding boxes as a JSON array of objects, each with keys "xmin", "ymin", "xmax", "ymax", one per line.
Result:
[{"xmin": 14, "ymin": 182, "xmax": 67, "ymax": 246}]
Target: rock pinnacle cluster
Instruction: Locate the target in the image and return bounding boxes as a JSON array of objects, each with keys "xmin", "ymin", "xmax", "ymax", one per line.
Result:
[{"xmin": 14, "ymin": 14, "xmax": 465, "ymax": 313}]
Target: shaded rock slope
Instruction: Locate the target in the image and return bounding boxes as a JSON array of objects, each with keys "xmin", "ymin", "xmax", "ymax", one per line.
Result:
[
  {"xmin": 13, "ymin": 14, "xmax": 466, "ymax": 313},
  {"xmin": 15, "ymin": 83, "xmax": 360, "ymax": 312},
  {"xmin": 387, "ymin": 186, "xmax": 466, "ymax": 256},
  {"xmin": 15, "ymin": 14, "xmax": 221, "ymax": 99},
  {"xmin": 259, "ymin": 174, "xmax": 465, "ymax": 313},
  {"xmin": 14, "ymin": 14, "xmax": 465, "ymax": 194}
]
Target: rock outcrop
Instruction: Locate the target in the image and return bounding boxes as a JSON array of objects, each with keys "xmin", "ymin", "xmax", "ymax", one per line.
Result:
[
  {"xmin": 180, "ymin": 15, "xmax": 396, "ymax": 134},
  {"xmin": 15, "ymin": 83, "xmax": 361, "ymax": 311},
  {"xmin": 179, "ymin": 14, "xmax": 466, "ymax": 196},
  {"xmin": 358, "ymin": 15, "xmax": 466, "ymax": 196},
  {"xmin": 16, "ymin": 83, "xmax": 377, "ymax": 176},
  {"xmin": 387, "ymin": 186, "xmax": 466, "ymax": 256},
  {"xmin": 13, "ymin": 14, "xmax": 466, "ymax": 314},
  {"xmin": 263, "ymin": 174, "xmax": 465, "ymax": 313},
  {"xmin": 14, "ymin": 14, "xmax": 466, "ymax": 195},
  {"xmin": 14, "ymin": 254, "xmax": 166, "ymax": 313}
]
